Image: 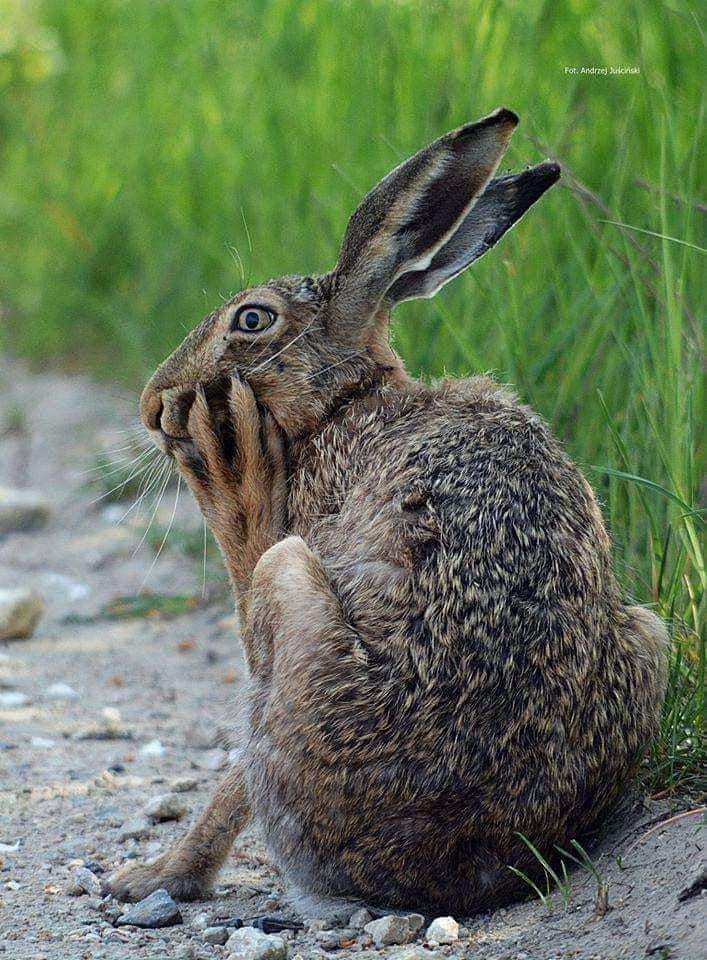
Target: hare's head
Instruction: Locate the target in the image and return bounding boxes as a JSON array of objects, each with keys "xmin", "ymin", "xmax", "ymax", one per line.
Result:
[{"xmin": 140, "ymin": 107, "xmax": 559, "ymax": 447}]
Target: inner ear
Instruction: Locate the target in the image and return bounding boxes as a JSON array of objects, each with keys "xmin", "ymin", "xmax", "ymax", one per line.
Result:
[
  {"xmin": 385, "ymin": 160, "xmax": 561, "ymax": 305},
  {"xmin": 329, "ymin": 107, "xmax": 519, "ymax": 338}
]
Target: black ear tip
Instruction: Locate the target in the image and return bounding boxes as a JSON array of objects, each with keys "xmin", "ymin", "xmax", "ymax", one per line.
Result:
[
  {"xmin": 485, "ymin": 106, "xmax": 520, "ymax": 128},
  {"xmin": 495, "ymin": 106, "xmax": 520, "ymax": 127},
  {"xmin": 540, "ymin": 159, "xmax": 561, "ymax": 182}
]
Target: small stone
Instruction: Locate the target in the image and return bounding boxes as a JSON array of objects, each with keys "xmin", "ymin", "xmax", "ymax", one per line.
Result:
[
  {"xmin": 204, "ymin": 925, "xmax": 230, "ymax": 945},
  {"xmin": 31, "ymin": 736, "xmax": 56, "ymax": 747},
  {"xmin": 390, "ymin": 949, "xmax": 441, "ymax": 960},
  {"xmin": 139, "ymin": 739, "xmax": 165, "ymax": 757},
  {"xmin": 144, "ymin": 792, "xmax": 188, "ymax": 822},
  {"xmin": 117, "ymin": 817, "xmax": 152, "ymax": 842},
  {"xmin": 425, "ymin": 916, "xmax": 458, "ymax": 945},
  {"xmin": 348, "ymin": 908, "xmax": 373, "ymax": 929},
  {"xmin": 116, "ymin": 888, "xmax": 182, "ymax": 928},
  {"xmin": 66, "ymin": 867, "xmax": 102, "ymax": 897},
  {"xmin": 171, "ymin": 776, "xmax": 198, "ymax": 793},
  {"xmin": 364, "ymin": 914, "xmax": 414, "ymax": 947},
  {"xmin": 305, "ymin": 919, "xmax": 331, "ymax": 933},
  {"xmin": 404, "ymin": 914, "xmax": 425, "ymax": 937},
  {"xmin": 192, "ymin": 747, "xmax": 227, "ymax": 771},
  {"xmin": 0, "ymin": 588, "xmax": 44, "ymax": 641},
  {"xmin": 315, "ymin": 927, "xmax": 357, "ymax": 949},
  {"xmin": 227, "ymin": 926, "xmax": 288, "ymax": 959},
  {"xmin": 0, "ymin": 691, "xmax": 30, "ymax": 707},
  {"xmin": 175, "ymin": 947, "xmax": 196, "ymax": 960},
  {"xmin": 185, "ymin": 721, "xmax": 219, "ymax": 749},
  {"xmin": 46, "ymin": 682, "xmax": 78, "ymax": 700},
  {"xmin": 75, "ymin": 707, "xmax": 132, "ymax": 741},
  {"xmin": 102, "ymin": 707, "xmax": 123, "ymax": 732},
  {"xmin": 0, "ymin": 486, "xmax": 52, "ymax": 536}
]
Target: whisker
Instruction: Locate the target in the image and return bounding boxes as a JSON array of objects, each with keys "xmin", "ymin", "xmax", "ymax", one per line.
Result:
[
  {"xmin": 139, "ymin": 475, "xmax": 182, "ymax": 592},
  {"xmin": 104, "ymin": 424, "xmax": 145, "ymax": 436},
  {"xmin": 240, "ymin": 207, "xmax": 253, "ymax": 255},
  {"xmin": 245, "ymin": 321, "xmax": 322, "ymax": 377},
  {"xmin": 300, "ymin": 352, "xmax": 364, "ymax": 384},
  {"xmin": 88, "ymin": 457, "xmax": 159, "ymax": 505},
  {"xmin": 81, "ymin": 445, "xmax": 154, "ymax": 479},
  {"xmin": 201, "ymin": 517, "xmax": 208, "ymax": 599},
  {"xmin": 131, "ymin": 461, "xmax": 173, "ymax": 557},
  {"xmin": 114, "ymin": 454, "xmax": 168, "ymax": 525},
  {"xmin": 86, "ymin": 437, "xmax": 148, "ymax": 459},
  {"xmin": 226, "ymin": 243, "xmax": 246, "ymax": 290}
]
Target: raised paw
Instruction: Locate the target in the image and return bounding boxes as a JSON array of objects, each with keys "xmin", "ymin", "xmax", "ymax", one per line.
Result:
[
  {"xmin": 170, "ymin": 376, "xmax": 260, "ymax": 504},
  {"xmin": 170, "ymin": 375, "xmax": 287, "ymax": 581},
  {"xmin": 103, "ymin": 856, "xmax": 211, "ymax": 903}
]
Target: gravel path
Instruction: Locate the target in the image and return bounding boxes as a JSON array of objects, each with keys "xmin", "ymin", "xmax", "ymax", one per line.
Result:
[{"xmin": 0, "ymin": 359, "xmax": 704, "ymax": 960}]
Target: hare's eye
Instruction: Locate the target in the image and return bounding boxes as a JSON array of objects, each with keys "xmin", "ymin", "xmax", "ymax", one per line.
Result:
[{"xmin": 233, "ymin": 305, "xmax": 276, "ymax": 334}]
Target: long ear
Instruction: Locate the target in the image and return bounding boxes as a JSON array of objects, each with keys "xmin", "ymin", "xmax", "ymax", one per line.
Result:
[
  {"xmin": 385, "ymin": 160, "xmax": 560, "ymax": 305},
  {"xmin": 330, "ymin": 107, "xmax": 519, "ymax": 338}
]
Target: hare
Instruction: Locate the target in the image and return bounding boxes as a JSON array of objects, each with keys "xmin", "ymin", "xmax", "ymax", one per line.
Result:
[{"xmin": 105, "ymin": 108, "xmax": 667, "ymax": 913}]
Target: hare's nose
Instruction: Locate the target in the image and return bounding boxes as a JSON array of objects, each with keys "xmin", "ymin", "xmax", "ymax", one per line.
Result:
[
  {"xmin": 159, "ymin": 387, "xmax": 196, "ymax": 439},
  {"xmin": 140, "ymin": 388, "xmax": 163, "ymax": 432}
]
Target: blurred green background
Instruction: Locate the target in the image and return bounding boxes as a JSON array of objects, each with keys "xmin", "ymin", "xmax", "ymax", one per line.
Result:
[{"xmin": 0, "ymin": 0, "xmax": 704, "ymax": 789}]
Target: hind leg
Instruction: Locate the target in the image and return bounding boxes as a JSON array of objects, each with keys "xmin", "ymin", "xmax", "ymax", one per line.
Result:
[
  {"xmin": 105, "ymin": 536, "xmax": 342, "ymax": 902},
  {"xmin": 243, "ymin": 534, "xmax": 346, "ymax": 683}
]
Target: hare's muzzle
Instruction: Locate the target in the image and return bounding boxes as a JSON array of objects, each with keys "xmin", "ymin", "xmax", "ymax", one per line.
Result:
[
  {"xmin": 140, "ymin": 376, "xmax": 231, "ymax": 453},
  {"xmin": 139, "ymin": 383, "xmax": 196, "ymax": 451}
]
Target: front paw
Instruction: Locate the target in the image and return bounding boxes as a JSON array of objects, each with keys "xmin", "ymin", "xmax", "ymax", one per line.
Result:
[
  {"xmin": 171, "ymin": 377, "xmax": 247, "ymax": 493},
  {"xmin": 171, "ymin": 376, "xmax": 284, "ymax": 537},
  {"xmin": 103, "ymin": 857, "xmax": 211, "ymax": 903}
]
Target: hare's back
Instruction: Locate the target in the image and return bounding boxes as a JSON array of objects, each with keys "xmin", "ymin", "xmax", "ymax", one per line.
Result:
[
  {"xmin": 302, "ymin": 375, "xmax": 614, "ymax": 638},
  {"xmin": 292, "ymin": 375, "xmax": 618, "ymax": 740}
]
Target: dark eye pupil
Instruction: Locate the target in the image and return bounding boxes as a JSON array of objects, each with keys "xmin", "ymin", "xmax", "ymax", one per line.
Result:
[{"xmin": 244, "ymin": 310, "xmax": 260, "ymax": 329}]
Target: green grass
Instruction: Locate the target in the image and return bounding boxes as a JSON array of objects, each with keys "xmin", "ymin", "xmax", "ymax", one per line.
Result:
[{"xmin": 0, "ymin": 0, "xmax": 704, "ymax": 792}]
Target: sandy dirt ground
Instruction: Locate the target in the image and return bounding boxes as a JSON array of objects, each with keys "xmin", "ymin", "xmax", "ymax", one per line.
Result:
[{"xmin": 0, "ymin": 358, "xmax": 704, "ymax": 960}]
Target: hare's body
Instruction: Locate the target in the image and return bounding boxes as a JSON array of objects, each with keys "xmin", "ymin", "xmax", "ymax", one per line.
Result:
[
  {"xmin": 106, "ymin": 108, "xmax": 667, "ymax": 911},
  {"xmin": 247, "ymin": 376, "xmax": 665, "ymax": 911}
]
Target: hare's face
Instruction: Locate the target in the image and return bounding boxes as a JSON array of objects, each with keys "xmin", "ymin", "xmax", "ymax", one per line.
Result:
[
  {"xmin": 139, "ymin": 272, "xmax": 400, "ymax": 450},
  {"xmin": 141, "ymin": 108, "xmax": 559, "ymax": 452}
]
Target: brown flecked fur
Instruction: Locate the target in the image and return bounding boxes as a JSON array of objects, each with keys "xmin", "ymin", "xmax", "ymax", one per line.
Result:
[{"xmin": 105, "ymin": 108, "xmax": 667, "ymax": 911}]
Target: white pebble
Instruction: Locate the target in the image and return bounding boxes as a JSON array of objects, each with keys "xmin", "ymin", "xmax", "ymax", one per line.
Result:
[
  {"xmin": 31, "ymin": 736, "xmax": 56, "ymax": 747},
  {"xmin": 102, "ymin": 707, "xmax": 123, "ymax": 729},
  {"xmin": 364, "ymin": 914, "xmax": 414, "ymax": 947},
  {"xmin": 425, "ymin": 915, "xmax": 459, "ymax": 945},
  {"xmin": 66, "ymin": 866, "xmax": 102, "ymax": 897},
  {"xmin": 144, "ymin": 792, "xmax": 188, "ymax": 822},
  {"xmin": 227, "ymin": 926, "xmax": 287, "ymax": 959},
  {"xmin": 139, "ymin": 739, "xmax": 165, "ymax": 757},
  {"xmin": 46, "ymin": 682, "xmax": 78, "ymax": 700},
  {"xmin": 0, "ymin": 691, "xmax": 30, "ymax": 707},
  {"xmin": 348, "ymin": 907, "xmax": 373, "ymax": 928}
]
